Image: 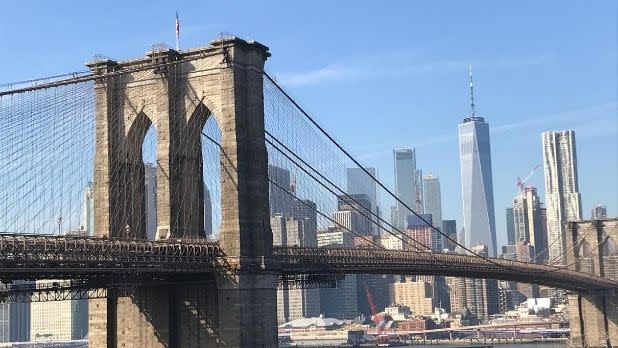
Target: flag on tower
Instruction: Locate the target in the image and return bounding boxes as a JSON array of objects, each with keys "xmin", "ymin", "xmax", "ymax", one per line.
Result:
[
  {"xmin": 176, "ymin": 12, "xmax": 180, "ymax": 38},
  {"xmin": 175, "ymin": 11, "xmax": 180, "ymax": 50}
]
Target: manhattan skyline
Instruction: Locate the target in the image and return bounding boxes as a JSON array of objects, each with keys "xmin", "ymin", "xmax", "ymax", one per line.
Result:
[{"xmin": 0, "ymin": 1, "xmax": 616, "ymax": 249}]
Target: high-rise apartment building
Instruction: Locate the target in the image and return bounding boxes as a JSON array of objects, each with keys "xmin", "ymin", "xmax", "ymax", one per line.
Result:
[
  {"xmin": 144, "ymin": 163, "xmax": 157, "ymax": 240},
  {"xmin": 505, "ymin": 208, "xmax": 515, "ymax": 245},
  {"xmin": 272, "ymin": 215, "xmax": 320, "ymax": 324},
  {"xmin": 513, "ymin": 194, "xmax": 529, "ymax": 243},
  {"xmin": 393, "ymin": 281, "xmax": 436, "ymax": 316},
  {"xmin": 423, "ymin": 173, "xmax": 443, "ymax": 250},
  {"xmin": 458, "ymin": 68, "xmax": 497, "ymax": 257},
  {"xmin": 394, "ymin": 149, "xmax": 416, "ymax": 230},
  {"xmin": 347, "ymin": 167, "xmax": 379, "ymax": 234},
  {"xmin": 542, "ymin": 130, "xmax": 582, "ymax": 264}
]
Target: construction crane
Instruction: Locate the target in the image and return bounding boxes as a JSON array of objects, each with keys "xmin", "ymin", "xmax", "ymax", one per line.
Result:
[
  {"xmin": 363, "ymin": 280, "xmax": 378, "ymax": 323},
  {"xmin": 516, "ymin": 164, "xmax": 540, "ymax": 194}
]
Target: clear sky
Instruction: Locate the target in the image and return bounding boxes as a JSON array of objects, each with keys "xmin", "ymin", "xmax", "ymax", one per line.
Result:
[{"xmin": 0, "ymin": 1, "xmax": 616, "ymax": 248}]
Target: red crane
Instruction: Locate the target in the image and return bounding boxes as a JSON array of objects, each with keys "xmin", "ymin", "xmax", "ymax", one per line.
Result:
[
  {"xmin": 363, "ymin": 280, "xmax": 378, "ymax": 323},
  {"xmin": 516, "ymin": 164, "xmax": 540, "ymax": 194}
]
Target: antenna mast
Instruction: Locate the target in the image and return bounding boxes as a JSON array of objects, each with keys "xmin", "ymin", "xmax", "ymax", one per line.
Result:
[{"xmin": 469, "ymin": 65, "xmax": 476, "ymax": 117}]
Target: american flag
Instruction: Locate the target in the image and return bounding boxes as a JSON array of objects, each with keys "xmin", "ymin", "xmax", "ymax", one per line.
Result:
[{"xmin": 176, "ymin": 12, "xmax": 180, "ymax": 39}]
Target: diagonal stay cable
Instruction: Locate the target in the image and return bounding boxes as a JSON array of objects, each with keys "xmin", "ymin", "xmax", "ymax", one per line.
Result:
[
  {"xmin": 263, "ymin": 71, "xmax": 525, "ymax": 274},
  {"xmin": 201, "ymin": 131, "xmax": 383, "ymax": 250},
  {"xmin": 265, "ymin": 131, "xmax": 432, "ymax": 254}
]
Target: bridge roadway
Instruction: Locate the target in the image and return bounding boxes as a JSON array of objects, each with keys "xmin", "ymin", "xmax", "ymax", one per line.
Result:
[{"xmin": 0, "ymin": 233, "xmax": 615, "ymax": 292}]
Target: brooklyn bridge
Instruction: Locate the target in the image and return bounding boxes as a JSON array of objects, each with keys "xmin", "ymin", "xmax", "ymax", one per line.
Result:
[{"xmin": 0, "ymin": 36, "xmax": 616, "ymax": 347}]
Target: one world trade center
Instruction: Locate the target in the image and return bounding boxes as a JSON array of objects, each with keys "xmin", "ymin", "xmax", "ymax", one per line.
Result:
[{"xmin": 458, "ymin": 67, "xmax": 497, "ymax": 257}]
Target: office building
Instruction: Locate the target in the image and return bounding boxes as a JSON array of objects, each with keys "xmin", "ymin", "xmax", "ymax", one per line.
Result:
[
  {"xmin": 591, "ymin": 204, "xmax": 608, "ymax": 220},
  {"xmin": 204, "ymin": 185, "xmax": 212, "ymax": 237},
  {"xmin": 500, "ymin": 245, "xmax": 517, "ymax": 260},
  {"xmin": 525, "ymin": 187, "xmax": 547, "ymax": 262},
  {"xmin": 332, "ymin": 211, "xmax": 371, "ymax": 236},
  {"xmin": 542, "ymin": 130, "xmax": 582, "ymax": 264},
  {"xmin": 81, "ymin": 182, "xmax": 95, "ymax": 236},
  {"xmin": 506, "ymin": 208, "xmax": 515, "ymax": 246},
  {"xmin": 346, "ymin": 167, "xmax": 379, "ymax": 234},
  {"xmin": 144, "ymin": 163, "xmax": 157, "ymax": 240},
  {"xmin": 318, "ymin": 228, "xmax": 358, "ymax": 319},
  {"xmin": 389, "ymin": 206, "xmax": 398, "ymax": 231},
  {"xmin": 292, "ymin": 199, "xmax": 318, "ymax": 247},
  {"xmin": 381, "ymin": 233, "xmax": 406, "ymax": 250},
  {"xmin": 446, "ymin": 276, "xmax": 467, "ymax": 313},
  {"xmin": 405, "ymin": 214, "xmax": 433, "ymax": 251},
  {"xmin": 30, "ymin": 280, "xmax": 87, "ymax": 341},
  {"xmin": 269, "ymin": 164, "xmax": 294, "ymax": 217},
  {"xmin": 458, "ymin": 68, "xmax": 497, "ymax": 256},
  {"xmin": 415, "ymin": 169, "xmax": 424, "ymax": 212},
  {"xmin": 394, "ymin": 148, "xmax": 417, "ymax": 230},
  {"xmin": 423, "ymin": 173, "xmax": 443, "ymax": 250},
  {"xmin": 272, "ymin": 215, "xmax": 320, "ymax": 324},
  {"xmin": 0, "ymin": 284, "xmax": 30, "ymax": 343},
  {"xmin": 442, "ymin": 220, "xmax": 457, "ymax": 251},
  {"xmin": 335, "ymin": 194, "xmax": 372, "ymax": 235}
]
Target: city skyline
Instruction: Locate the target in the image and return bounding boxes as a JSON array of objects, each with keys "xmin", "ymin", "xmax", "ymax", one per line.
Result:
[
  {"xmin": 1, "ymin": 2, "xmax": 616, "ymax": 249},
  {"xmin": 0, "ymin": 2, "xmax": 615, "ymax": 346}
]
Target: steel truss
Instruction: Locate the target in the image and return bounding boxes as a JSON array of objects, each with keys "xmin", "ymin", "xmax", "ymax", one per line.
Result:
[
  {"xmin": 0, "ymin": 234, "xmax": 616, "ymax": 293},
  {"xmin": 278, "ymin": 273, "xmax": 345, "ymax": 290},
  {"xmin": 274, "ymin": 247, "xmax": 618, "ymax": 292}
]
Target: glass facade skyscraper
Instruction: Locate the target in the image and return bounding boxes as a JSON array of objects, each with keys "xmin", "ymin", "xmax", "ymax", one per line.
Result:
[
  {"xmin": 346, "ymin": 167, "xmax": 379, "ymax": 235},
  {"xmin": 393, "ymin": 149, "xmax": 416, "ymax": 230},
  {"xmin": 422, "ymin": 173, "xmax": 443, "ymax": 250},
  {"xmin": 458, "ymin": 68, "xmax": 497, "ymax": 257},
  {"xmin": 505, "ymin": 208, "xmax": 515, "ymax": 245}
]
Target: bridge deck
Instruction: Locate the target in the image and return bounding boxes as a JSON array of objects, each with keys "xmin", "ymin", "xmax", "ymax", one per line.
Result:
[
  {"xmin": 274, "ymin": 247, "xmax": 618, "ymax": 292},
  {"xmin": 0, "ymin": 234, "xmax": 615, "ymax": 292}
]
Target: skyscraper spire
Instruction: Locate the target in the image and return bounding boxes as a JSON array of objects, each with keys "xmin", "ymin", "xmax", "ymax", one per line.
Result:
[{"xmin": 469, "ymin": 65, "xmax": 476, "ymax": 117}]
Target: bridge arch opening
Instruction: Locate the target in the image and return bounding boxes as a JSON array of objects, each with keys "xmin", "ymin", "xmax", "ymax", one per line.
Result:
[
  {"xmin": 578, "ymin": 239, "xmax": 595, "ymax": 274},
  {"xmin": 603, "ymin": 237, "xmax": 617, "ymax": 256},
  {"xmin": 141, "ymin": 120, "xmax": 158, "ymax": 240},
  {"xmin": 186, "ymin": 102, "xmax": 221, "ymax": 240},
  {"xmin": 124, "ymin": 111, "xmax": 156, "ymax": 240}
]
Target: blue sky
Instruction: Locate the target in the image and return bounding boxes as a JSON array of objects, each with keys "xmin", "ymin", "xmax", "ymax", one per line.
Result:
[{"xmin": 1, "ymin": 1, "xmax": 616, "ymax": 247}]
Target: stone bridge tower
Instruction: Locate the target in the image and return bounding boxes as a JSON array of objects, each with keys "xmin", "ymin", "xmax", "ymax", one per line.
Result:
[
  {"xmin": 87, "ymin": 37, "xmax": 277, "ymax": 347},
  {"xmin": 566, "ymin": 219, "xmax": 618, "ymax": 347}
]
